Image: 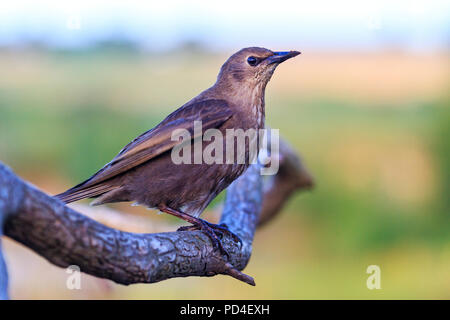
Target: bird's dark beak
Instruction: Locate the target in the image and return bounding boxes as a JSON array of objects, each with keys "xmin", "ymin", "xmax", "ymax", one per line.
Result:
[{"xmin": 266, "ymin": 51, "xmax": 301, "ymax": 65}]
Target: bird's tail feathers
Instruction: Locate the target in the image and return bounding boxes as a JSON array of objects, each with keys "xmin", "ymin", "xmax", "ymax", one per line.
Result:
[{"xmin": 54, "ymin": 184, "xmax": 119, "ymax": 204}]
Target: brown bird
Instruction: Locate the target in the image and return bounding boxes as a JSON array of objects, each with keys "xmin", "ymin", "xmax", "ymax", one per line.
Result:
[{"xmin": 56, "ymin": 47, "xmax": 300, "ymax": 255}]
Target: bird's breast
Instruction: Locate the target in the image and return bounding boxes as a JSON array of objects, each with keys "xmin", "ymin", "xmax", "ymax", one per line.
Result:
[{"xmin": 252, "ymin": 104, "xmax": 265, "ymax": 129}]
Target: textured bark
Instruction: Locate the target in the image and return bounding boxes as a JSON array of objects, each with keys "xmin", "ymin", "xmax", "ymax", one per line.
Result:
[
  {"xmin": 0, "ymin": 141, "xmax": 312, "ymax": 298},
  {"xmin": 0, "ymin": 163, "xmax": 26, "ymax": 300},
  {"xmin": 0, "ymin": 230, "xmax": 8, "ymax": 300}
]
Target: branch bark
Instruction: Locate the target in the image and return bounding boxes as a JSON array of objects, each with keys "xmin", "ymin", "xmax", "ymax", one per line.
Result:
[
  {"xmin": 0, "ymin": 228, "xmax": 8, "ymax": 300},
  {"xmin": 0, "ymin": 140, "xmax": 312, "ymax": 298}
]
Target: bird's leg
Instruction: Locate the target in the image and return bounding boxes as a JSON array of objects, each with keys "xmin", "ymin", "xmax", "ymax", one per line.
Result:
[{"xmin": 158, "ymin": 205, "xmax": 241, "ymax": 258}]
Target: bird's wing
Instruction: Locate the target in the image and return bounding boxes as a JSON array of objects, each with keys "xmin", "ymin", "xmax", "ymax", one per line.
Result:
[{"xmin": 61, "ymin": 99, "xmax": 233, "ymax": 193}]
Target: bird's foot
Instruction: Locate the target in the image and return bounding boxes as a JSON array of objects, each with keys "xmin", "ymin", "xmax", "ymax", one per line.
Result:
[
  {"xmin": 207, "ymin": 222, "xmax": 243, "ymax": 247},
  {"xmin": 177, "ymin": 221, "xmax": 242, "ymax": 258}
]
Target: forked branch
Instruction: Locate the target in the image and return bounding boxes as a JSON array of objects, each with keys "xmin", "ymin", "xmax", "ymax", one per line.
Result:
[{"xmin": 0, "ymin": 139, "xmax": 312, "ymax": 298}]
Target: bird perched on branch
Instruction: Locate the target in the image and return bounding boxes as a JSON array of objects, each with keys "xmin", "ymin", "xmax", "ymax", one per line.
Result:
[{"xmin": 56, "ymin": 47, "xmax": 300, "ymax": 256}]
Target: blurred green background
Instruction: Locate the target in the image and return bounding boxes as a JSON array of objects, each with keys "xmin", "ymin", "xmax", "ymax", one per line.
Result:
[
  {"xmin": 0, "ymin": 0, "xmax": 449, "ymax": 300},
  {"xmin": 1, "ymin": 47, "xmax": 448, "ymax": 299}
]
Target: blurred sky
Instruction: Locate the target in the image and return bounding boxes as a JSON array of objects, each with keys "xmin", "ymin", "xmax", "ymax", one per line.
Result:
[{"xmin": 0, "ymin": 0, "xmax": 448, "ymax": 51}]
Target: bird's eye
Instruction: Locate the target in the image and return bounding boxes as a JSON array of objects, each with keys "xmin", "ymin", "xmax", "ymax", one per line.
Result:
[{"xmin": 247, "ymin": 56, "xmax": 258, "ymax": 66}]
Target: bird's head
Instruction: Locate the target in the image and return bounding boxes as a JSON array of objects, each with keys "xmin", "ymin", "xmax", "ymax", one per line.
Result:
[{"xmin": 216, "ymin": 47, "xmax": 300, "ymax": 91}]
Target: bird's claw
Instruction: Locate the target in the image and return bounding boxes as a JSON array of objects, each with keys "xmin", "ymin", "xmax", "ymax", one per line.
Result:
[
  {"xmin": 205, "ymin": 222, "xmax": 243, "ymax": 247},
  {"xmin": 177, "ymin": 225, "xmax": 198, "ymax": 232},
  {"xmin": 177, "ymin": 220, "xmax": 242, "ymax": 258}
]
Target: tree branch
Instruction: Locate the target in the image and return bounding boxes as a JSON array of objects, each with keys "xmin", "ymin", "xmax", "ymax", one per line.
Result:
[
  {"xmin": 0, "ymin": 139, "xmax": 312, "ymax": 297},
  {"xmin": 258, "ymin": 139, "xmax": 314, "ymax": 226},
  {"xmin": 0, "ymin": 227, "xmax": 8, "ymax": 300},
  {"xmin": 0, "ymin": 163, "xmax": 26, "ymax": 300}
]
